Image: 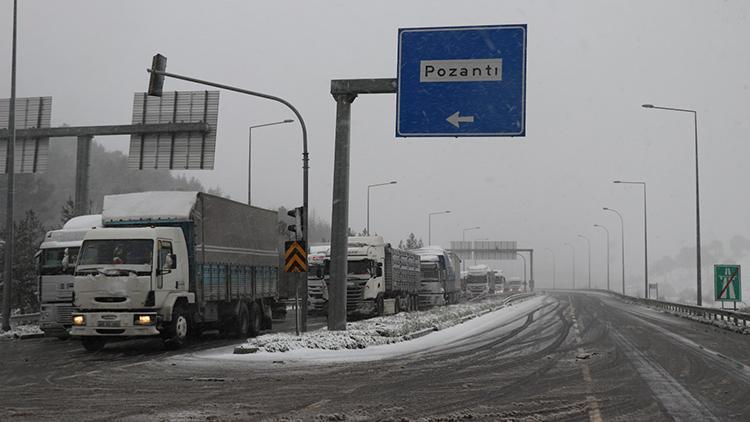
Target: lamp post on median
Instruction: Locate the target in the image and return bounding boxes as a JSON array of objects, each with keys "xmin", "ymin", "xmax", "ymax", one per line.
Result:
[
  {"xmin": 248, "ymin": 119, "xmax": 294, "ymax": 205},
  {"xmin": 544, "ymin": 248, "xmax": 556, "ymax": 289},
  {"xmin": 642, "ymin": 104, "xmax": 702, "ymax": 305},
  {"xmin": 428, "ymin": 210, "xmax": 451, "ymax": 246},
  {"xmin": 462, "ymin": 226, "xmax": 480, "ymax": 270},
  {"xmin": 577, "ymin": 234, "xmax": 591, "ymax": 289},
  {"xmin": 614, "ymin": 180, "xmax": 648, "ymax": 298},
  {"xmin": 516, "ymin": 253, "xmax": 527, "ymax": 292},
  {"xmin": 593, "ymin": 224, "xmax": 610, "ymax": 292},
  {"xmin": 564, "ymin": 242, "xmax": 575, "ymax": 289},
  {"xmin": 603, "ymin": 207, "xmax": 625, "ymax": 295},
  {"xmin": 367, "ymin": 181, "xmax": 397, "ymax": 235}
]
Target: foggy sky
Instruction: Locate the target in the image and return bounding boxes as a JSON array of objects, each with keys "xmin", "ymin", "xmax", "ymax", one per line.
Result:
[{"xmin": 2, "ymin": 1, "xmax": 750, "ymax": 298}]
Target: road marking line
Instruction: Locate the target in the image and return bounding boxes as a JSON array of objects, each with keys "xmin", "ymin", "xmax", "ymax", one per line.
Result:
[{"xmin": 570, "ymin": 296, "xmax": 603, "ymax": 422}]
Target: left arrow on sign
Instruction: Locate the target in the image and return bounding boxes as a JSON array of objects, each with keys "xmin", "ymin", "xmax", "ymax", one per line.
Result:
[{"xmin": 446, "ymin": 111, "xmax": 475, "ymax": 128}]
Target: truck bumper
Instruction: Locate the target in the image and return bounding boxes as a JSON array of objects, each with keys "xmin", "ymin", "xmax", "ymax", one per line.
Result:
[
  {"xmin": 39, "ymin": 304, "xmax": 74, "ymax": 336},
  {"xmin": 419, "ymin": 293, "xmax": 446, "ymax": 307},
  {"xmin": 69, "ymin": 311, "xmax": 160, "ymax": 337}
]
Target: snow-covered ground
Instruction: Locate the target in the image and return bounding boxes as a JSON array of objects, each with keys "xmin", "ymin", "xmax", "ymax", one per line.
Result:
[
  {"xmin": 0, "ymin": 324, "xmax": 43, "ymax": 340},
  {"xmin": 181, "ymin": 295, "xmax": 547, "ymax": 365}
]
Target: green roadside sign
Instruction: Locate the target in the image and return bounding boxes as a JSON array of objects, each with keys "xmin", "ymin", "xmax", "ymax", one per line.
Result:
[{"xmin": 714, "ymin": 264, "xmax": 741, "ymax": 302}]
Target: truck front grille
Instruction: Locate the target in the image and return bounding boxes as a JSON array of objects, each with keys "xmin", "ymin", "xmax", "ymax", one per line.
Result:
[{"xmin": 346, "ymin": 283, "xmax": 365, "ymax": 311}]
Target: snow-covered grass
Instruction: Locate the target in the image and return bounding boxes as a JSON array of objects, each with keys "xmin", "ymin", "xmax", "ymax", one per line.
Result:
[
  {"xmin": 0, "ymin": 324, "xmax": 43, "ymax": 340},
  {"xmin": 238, "ymin": 295, "xmax": 514, "ymax": 353}
]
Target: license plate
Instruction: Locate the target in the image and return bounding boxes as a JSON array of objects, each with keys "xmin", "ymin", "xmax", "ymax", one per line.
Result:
[{"xmin": 97, "ymin": 320, "xmax": 121, "ymax": 327}]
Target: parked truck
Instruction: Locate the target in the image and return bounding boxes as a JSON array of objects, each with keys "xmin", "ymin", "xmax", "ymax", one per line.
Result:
[
  {"xmin": 490, "ymin": 269, "xmax": 505, "ymax": 294},
  {"xmin": 70, "ymin": 191, "xmax": 281, "ymax": 351},
  {"xmin": 413, "ymin": 246, "xmax": 462, "ymax": 308},
  {"xmin": 37, "ymin": 215, "xmax": 102, "ymax": 338},
  {"xmin": 465, "ymin": 264, "xmax": 492, "ymax": 297},
  {"xmin": 505, "ymin": 276, "xmax": 524, "ymax": 293},
  {"xmin": 329, "ymin": 236, "xmax": 421, "ymax": 317},
  {"xmin": 307, "ymin": 244, "xmax": 330, "ymax": 314}
]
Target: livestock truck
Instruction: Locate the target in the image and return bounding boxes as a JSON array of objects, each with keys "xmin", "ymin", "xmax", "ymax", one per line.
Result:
[
  {"xmin": 307, "ymin": 244, "xmax": 330, "ymax": 314},
  {"xmin": 413, "ymin": 246, "xmax": 462, "ymax": 308},
  {"xmin": 70, "ymin": 191, "xmax": 281, "ymax": 351},
  {"xmin": 37, "ymin": 215, "xmax": 102, "ymax": 338},
  {"xmin": 465, "ymin": 264, "xmax": 492, "ymax": 297},
  {"xmin": 329, "ymin": 236, "xmax": 421, "ymax": 317}
]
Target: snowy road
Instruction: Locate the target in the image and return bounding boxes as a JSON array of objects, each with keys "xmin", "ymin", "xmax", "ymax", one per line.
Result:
[{"xmin": 2, "ymin": 293, "xmax": 750, "ymax": 421}]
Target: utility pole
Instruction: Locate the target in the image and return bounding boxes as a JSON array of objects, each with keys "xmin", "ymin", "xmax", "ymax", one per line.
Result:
[{"xmin": 2, "ymin": 0, "xmax": 18, "ymax": 332}]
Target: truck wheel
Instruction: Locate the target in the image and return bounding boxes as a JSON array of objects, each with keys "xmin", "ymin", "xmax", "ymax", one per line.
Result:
[
  {"xmin": 376, "ymin": 294, "xmax": 385, "ymax": 316},
  {"xmin": 394, "ymin": 296, "xmax": 401, "ymax": 314},
  {"xmin": 248, "ymin": 302, "xmax": 262, "ymax": 337},
  {"xmin": 261, "ymin": 302, "xmax": 273, "ymax": 330},
  {"xmin": 81, "ymin": 337, "xmax": 106, "ymax": 352},
  {"xmin": 235, "ymin": 302, "xmax": 251, "ymax": 339},
  {"xmin": 164, "ymin": 306, "xmax": 190, "ymax": 349}
]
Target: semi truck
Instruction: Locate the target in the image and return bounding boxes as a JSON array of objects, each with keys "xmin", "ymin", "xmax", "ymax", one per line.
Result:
[
  {"xmin": 413, "ymin": 246, "xmax": 462, "ymax": 308},
  {"xmin": 505, "ymin": 276, "xmax": 524, "ymax": 293},
  {"xmin": 307, "ymin": 244, "xmax": 330, "ymax": 314},
  {"xmin": 490, "ymin": 269, "xmax": 505, "ymax": 294},
  {"xmin": 70, "ymin": 191, "xmax": 281, "ymax": 351},
  {"xmin": 465, "ymin": 264, "xmax": 492, "ymax": 297},
  {"xmin": 328, "ymin": 236, "xmax": 421, "ymax": 317},
  {"xmin": 37, "ymin": 214, "xmax": 102, "ymax": 338}
]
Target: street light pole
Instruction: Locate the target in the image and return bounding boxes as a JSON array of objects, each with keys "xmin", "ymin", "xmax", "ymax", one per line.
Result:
[
  {"xmin": 578, "ymin": 234, "xmax": 591, "ymax": 289},
  {"xmin": 427, "ymin": 210, "xmax": 451, "ymax": 245},
  {"xmin": 614, "ymin": 180, "xmax": 648, "ymax": 298},
  {"xmin": 516, "ymin": 253, "xmax": 527, "ymax": 291},
  {"xmin": 642, "ymin": 104, "xmax": 702, "ymax": 306},
  {"xmin": 594, "ymin": 224, "xmax": 610, "ymax": 292},
  {"xmin": 366, "ymin": 181, "xmax": 397, "ymax": 235},
  {"xmin": 603, "ymin": 207, "xmax": 625, "ymax": 295},
  {"xmin": 544, "ymin": 248, "xmax": 556, "ymax": 289},
  {"xmin": 462, "ymin": 226, "xmax": 480, "ymax": 271},
  {"xmin": 564, "ymin": 242, "xmax": 575, "ymax": 289},
  {"xmin": 248, "ymin": 119, "xmax": 294, "ymax": 205}
]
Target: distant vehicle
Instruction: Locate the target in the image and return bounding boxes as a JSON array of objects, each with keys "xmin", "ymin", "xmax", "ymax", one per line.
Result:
[
  {"xmin": 70, "ymin": 191, "xmax": 282, "ymax": 351},
  {"xmin": 37, "ymin": 215, "xmax": 102, "ymax": 338},
  {"xmin": 307, "ymin": 244, "xmax": 330, "ymax": 314},
  {"xmin": 505, "ymin": 276, "xmax": 524, "ymax": 293},
  {"xmin": 327, "ymin": 236, "xmax": 421, "ymax": 317},
  {"xmin": 490, "ymin": 269, "xmax": 506, "ymax": 294},
  {"xmin": 465, "ymin": 264, "xmax": 492, "ymax": 297},
  {"xmin": 413, "ymin": 246, "xmax": 462, "ymax": 307}
]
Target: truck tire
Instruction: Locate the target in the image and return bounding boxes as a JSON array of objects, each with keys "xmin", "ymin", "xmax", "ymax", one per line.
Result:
[
  {"xmin": 163, "ymin": 306, "xmax": 190, "ymax": 349},
  {"xmin": 81, "ymin": 337, "xmax": 106, "ymax": 352},
  {"xmin": 249, "ymin": 302, "xmax": 262, "ymax": 337},
  {"xmin": 261, "ymin": 302, "xmax": 273, "ymax": 330},
  {"xmin": 376, "ymin": 294, "xmax": 385, "ymax": 316},
  {"xmin": 234, "ymin": 302, "xmax": 251, "ymax": 339},
  {"xmin": 394, "ymin": 296, "xmax": 401, "ymax": 314}
]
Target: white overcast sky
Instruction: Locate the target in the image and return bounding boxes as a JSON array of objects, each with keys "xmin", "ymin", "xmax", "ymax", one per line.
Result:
[{"xmin": 2, "ymin": 1, "xmax": 750, "ymax": 293}]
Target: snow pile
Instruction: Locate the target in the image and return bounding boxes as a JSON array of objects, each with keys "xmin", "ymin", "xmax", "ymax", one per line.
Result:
[
  {"xmin": 668, "ymin": 311, "xmax": 750, "ymax": 335},
  {"xmin": 0, "ymin": 324, "xmax": 43, "ymax": 340},
  {"xmin": 240, "ymin": 296, "xmax": 512, "ymax": 353}
]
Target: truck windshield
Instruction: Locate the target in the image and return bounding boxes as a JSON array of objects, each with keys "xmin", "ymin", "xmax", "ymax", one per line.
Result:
[
  {"xmin": 347, "ymin": 259, "xmax": 373, "ymax": 276},
  {"xmin": 467, "ymin": 275, "xmax": 486, "ymax": 284},
  {"xmin": 78, "ymin": 240, "xmax": 154, "ymax": 267},
  {"xmin": 40, "ymin": 247, "xmax": 79, "ymax": 275}
]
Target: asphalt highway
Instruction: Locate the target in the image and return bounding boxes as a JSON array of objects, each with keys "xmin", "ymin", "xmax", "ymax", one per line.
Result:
[{"xmin": 1, "ymin": 293, "xmax": 748, "ymax": 421}]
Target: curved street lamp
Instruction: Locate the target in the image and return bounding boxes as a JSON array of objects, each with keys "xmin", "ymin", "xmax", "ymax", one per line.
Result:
[
  {"xmin": 367, "ymin": 181, "xmax": 397, "ymax": 235},
  {"xmin": 603, "ymin": 207, "xmax": 625, "ymax": 294},
  {"xmin": 248, "ymin": 119, "xmax": 294, "ymax": 205},
  {"xmin": 593, "ymin": 224, "xmax": 610, "ymax": 292},
  {"xmin": 427, "ymin": 210, "xmax": 451, "ymax": 245},
  {"xmin": 614, "ymin": 180, "xmax": 648, "ymax": 298}
]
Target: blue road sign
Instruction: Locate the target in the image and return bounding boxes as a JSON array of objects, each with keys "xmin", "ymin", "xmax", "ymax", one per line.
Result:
[{"xmin": 397, "ymin": 24, "xmax": 527, "ymax": 137}]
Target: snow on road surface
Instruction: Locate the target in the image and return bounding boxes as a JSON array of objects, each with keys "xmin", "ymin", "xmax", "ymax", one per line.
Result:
[
  {"xmin": 0, "ymin": 324, "xmax": 43, "ymax": 340},
  {"xmin": 179, "ymin": 295, "xmax": 547, "ymax": 365}
]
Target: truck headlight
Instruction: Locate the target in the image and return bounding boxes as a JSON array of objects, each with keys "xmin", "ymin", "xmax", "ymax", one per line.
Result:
[
  {"xmin": 72, "ymin": 315, "xmax": 85, "ymax": 326},
  {"xmin": 134, "ymin": 314, "xmax": 155, "ymax": 325}
]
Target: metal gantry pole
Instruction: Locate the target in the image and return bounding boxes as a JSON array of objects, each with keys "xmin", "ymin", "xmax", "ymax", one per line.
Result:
[
  {"xmin": 516, "ymin": 253, "xmax": 527, "ymax": 290},
  {"xmin": 578, "ymin": 234, "xmax": 591, "ymax": 289},
  {"xmin": 2, "ymin": 0, "xmax": 18, "ymax": 332},
  {"xmin": 594, "ymin": 224, "xmax": 610, "ymax": 292},
  {"xmin": 642, "ymin": 104, "xmax": 702, "ymax": 306}
]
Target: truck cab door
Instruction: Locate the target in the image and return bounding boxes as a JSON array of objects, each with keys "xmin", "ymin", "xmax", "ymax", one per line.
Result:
[{"xmin": 157, "ymin": 240, "xmax": 180, "ymax": 291}]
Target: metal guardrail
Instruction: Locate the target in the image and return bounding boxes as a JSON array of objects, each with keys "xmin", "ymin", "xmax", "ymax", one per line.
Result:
[{"xmin": 581, "ymin": 289, "xmax": 750, "ymax": 329}]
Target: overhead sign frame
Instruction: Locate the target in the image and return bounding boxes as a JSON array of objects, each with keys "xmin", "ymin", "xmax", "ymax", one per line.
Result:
[{"xmin": 396, "ymin": 24, "xmax": 527, "ymax": 138}]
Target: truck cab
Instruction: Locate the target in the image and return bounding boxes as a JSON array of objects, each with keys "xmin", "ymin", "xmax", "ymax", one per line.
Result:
[
  {"xmin": 307, "ymin": 245, "xmax": 330, "ymax": 314},
  {"xmin": 70, "ymin": 226, "xmax": 192, "ymax": 347},
  {"xmin": 465, "ymin": 264, "xmax": 491, "ymax": 297}
]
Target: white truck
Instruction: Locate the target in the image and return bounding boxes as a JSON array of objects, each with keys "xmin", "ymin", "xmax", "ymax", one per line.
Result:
[
  {"xmin": 70, "ymin": 191, "xmax": 281, "ymax": 351},
  {"xmin": 329, "ymin": 236, "xmax": 421, "ymax": 317},
  {"xmin": 37, "ymin": 215, "xmax": 102, "ymax": 338},
  {"xmin": 307, "ymin": 244, "xmax": 330, "ymax": 314},
  {"xmin": 413, "ymin": 246, "xmax": 462, "ymax": 308},
  {"xmin": 505, "ymin": 276, "xmax": 524, "ymax": 293},
  {"xmin": 465, "ymin": 264, "xmax": 492, "ymax": 297}
]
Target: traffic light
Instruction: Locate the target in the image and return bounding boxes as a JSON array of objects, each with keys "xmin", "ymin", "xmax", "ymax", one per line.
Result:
[
  {"xmin": 287, "ymin": 206, "xmax": 304, "ymax": 239},
  {"xmin": 147, "ymin": 53, "xmax": 167, "ymax": 97}
]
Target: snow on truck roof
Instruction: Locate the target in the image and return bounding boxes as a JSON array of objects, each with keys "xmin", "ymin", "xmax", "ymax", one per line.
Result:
[
  {"xmin": 62, "ymin": 214, "xmax": 102, "ymax": 230},
  {"xmin": 102, "ymin": 191, "xmax": 200, "ymax": 223}
]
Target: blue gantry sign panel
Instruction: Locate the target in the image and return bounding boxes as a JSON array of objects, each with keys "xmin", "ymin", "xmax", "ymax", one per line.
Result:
[{"xmin": 397, "ymin": 24, "xmax": 527, "ymax": 137}]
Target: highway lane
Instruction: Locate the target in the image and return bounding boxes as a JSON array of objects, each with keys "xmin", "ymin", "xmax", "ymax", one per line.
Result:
[{"xmin": 1, "ymin": 293, "xmax": 749, "ymax": 421}]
